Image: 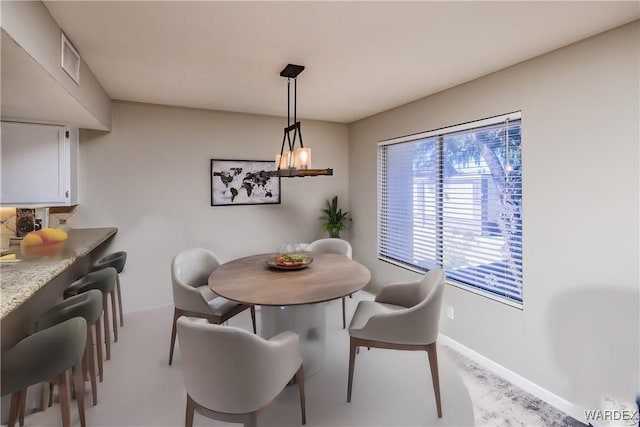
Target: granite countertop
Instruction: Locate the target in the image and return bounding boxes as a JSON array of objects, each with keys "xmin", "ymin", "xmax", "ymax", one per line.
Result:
[{"xmin": 0, "ymin": 227, "xmax": 118, "ymax": 319}]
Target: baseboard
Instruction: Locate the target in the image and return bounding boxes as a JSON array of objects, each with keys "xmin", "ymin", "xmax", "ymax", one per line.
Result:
[{"xmin": 438, "ymin": 333, "xmax": 588, "ymax": 424}]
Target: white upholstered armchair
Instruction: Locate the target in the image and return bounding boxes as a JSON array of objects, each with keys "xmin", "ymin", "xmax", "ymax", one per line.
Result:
[
  {"xmin": 305, "ymin": 238, "xmax": 353, "ymax": 328},
  {"xmin": 168, "ymin": 248, "xmax": 256, "ymax": 365},
  {"xmin": 177, "ymin": 316, "xmax": 306, "ymax": 427},
  {"xmin": 347, "ymin": 269, "xmax": 446, "ymax": 418}
]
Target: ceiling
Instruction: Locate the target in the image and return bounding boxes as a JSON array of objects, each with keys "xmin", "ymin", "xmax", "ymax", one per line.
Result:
[{"xmin": 43, "ymin": 1, "xmax": 639, "ymax": 123}]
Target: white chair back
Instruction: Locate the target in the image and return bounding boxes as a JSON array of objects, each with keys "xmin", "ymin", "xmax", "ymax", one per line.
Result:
[
  {"xmin": 171, "ymin": 248, "xmax": 221, "ymax": 312},
  {"xmin": 306, "ymin": 238, "xmax": 352, "ymax": 259},
  {"xmin": 364, "ymin": 269, "xmax": 445, "ymax": 345},
  {"xmin": 177, "ymin": 316, "xmax": 302, "ymax": 414}
]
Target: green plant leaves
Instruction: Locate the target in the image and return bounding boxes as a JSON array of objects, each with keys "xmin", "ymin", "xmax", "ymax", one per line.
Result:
[{"xmin": 321, "ymin": 196, "xmax": 349, "ymax": 238}]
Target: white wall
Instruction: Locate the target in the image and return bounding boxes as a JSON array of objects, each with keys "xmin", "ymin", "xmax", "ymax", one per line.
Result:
[
  {"xmin": 79, "ymin": 101, "xmax": 348, "ymax": 312},
  {"xmin": 1, "ymin": 1, "xmax": 111, "ymax": 129},
  {"xmin": 348, "ymin": 22, "xmax": 639, "ymax": 414}
]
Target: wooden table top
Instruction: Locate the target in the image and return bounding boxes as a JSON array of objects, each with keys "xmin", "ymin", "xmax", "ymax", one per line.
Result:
[{"xmin": 209, "ymin": 252, "xmax": 371, "ymax": 306}]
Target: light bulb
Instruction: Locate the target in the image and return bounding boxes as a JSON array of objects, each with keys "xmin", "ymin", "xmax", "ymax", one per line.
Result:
[
  {"xmin": 276, "ymin": 151, "xmax": 292, "ymax": 169},
  {"xmin": 294, "ymin": 148, "xmax": 311, "ymax": 169}
]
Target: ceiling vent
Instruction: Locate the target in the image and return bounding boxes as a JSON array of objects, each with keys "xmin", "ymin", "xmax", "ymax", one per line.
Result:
[{"xmin": 60, "ymin": 32, "xmax": 80, "ymax": 84}]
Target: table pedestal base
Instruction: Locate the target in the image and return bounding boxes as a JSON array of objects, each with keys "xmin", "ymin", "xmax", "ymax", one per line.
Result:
[{"xmin": 260, "ymin": 303, "xmax": 326, "ymax": 378}]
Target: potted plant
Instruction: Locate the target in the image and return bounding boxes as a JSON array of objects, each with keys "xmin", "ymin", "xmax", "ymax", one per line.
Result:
[{"xmin": 321, "ymin": 196, "xmax": 349, "ymax": 238}]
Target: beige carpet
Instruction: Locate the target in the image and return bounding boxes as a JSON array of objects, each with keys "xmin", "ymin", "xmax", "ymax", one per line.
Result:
[{"xmin": 443, "ymin": 348, "xmax": 586, "ymax": 427}]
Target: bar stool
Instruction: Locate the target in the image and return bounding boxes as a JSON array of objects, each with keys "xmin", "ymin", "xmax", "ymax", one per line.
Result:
[
  {"xmin": 65, "ymin": 267, "xmax": 118, "ymax": 361},
  {"xmin": 1, "ymin": 317, "xmax": 87, "ymax": 427},
  {"xmin": 37, "ymin": 290, "xmax": 103, "ymax": 404},
  {"xmin": 91, "ymin": 251, "xmax": 126, "ymax": 328}
]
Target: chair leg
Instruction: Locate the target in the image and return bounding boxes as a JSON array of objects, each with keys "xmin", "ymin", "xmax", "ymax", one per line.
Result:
[
  {"xmin": 295, "ymin": 365, "xmax": 306, "ymax": 425},
  {"xmin": 82, "ymin": 341, "xmax": 89, "ymax": 382},
  {"xmin": 426, "ymin": 343, "xmax": 442, "ymax": 418},
  {"xmin": 48, "ymin": 382, "xmax": 54, "ymax": 407},
  {"xmin": 17, "ymin": 388, "xmax": 26, "ymax": 427},
  {"xmin": 169, "ymin": 308, "xmax": 181, "ymax": 365},
  {"xmin": 110, "ymin": 290, "xmax": 118, "ymax": 343},
  {"xmin": 102, "ymin": 296, "xmax": 111, "ymax": 360},
  {"xmin": 250, "ymin": 306, "xmax": 257, "ymax": 334},
  {"xmin": 86, "ymin": 325, "xmax": 98, "ymax": 405},
  {"xmin": 185, "ymin": 394, "xmax": 195, "ymax": 427},
  {"xmin": 56, "ymin": 371, "xmax": 72, "ymax": 427},
  {"xmin": 72, "ymin": 363, "xmax": 87, "ymax": 427},
  {"xmin": 342, "ymin": 297, "xmax": 346, "ymax": 329},
  {"xmin": 94, "ymin": 320, "xmax": 104, "ymax": 382},
  {"xmin": 116, "ymin": 274, "xmax": 124, "ymax": 327},
  {"xmin": 8, "ymin": 391, "xmax": 21, "ymax": 427},
  {"xmin": 347, "ymin": 337, "xmax": 357, "ymax": 402}
]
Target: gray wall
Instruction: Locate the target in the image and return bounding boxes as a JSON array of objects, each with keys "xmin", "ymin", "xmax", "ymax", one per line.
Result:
[
  {"xmin": 348, "ymin": 22, "xmax": 639, "ymax": 410},
  {"xmin": 79, "ymin": 101, "xmax": 349, "ymax": 312}
]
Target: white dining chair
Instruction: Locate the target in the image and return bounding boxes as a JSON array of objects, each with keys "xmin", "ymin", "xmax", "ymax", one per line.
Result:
[
  {"xmin": 177, "ymin": 316, "xmax": 306, "ymax": 427},
  {"xmin": 305, "ymin": 238, "xmax": 353, "ymax": 328},
  {"xmin": 168, "ymin": 248, "xmax": 256, "ymax": 365},
  {"xmin": 347, "ymin": 269, "xmax": 446, "ymax": 418}
]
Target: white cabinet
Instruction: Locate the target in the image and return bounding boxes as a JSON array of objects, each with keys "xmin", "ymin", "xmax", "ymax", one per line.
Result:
[{"xmin": 1, "ymin": 121, "xmax": 78, "ymax": 206}]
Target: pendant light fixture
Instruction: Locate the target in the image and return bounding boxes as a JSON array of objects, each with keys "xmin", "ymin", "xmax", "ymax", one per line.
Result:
[{"xmin": 273, "ymin": 64, "xmax": 333, "ymax": 178}]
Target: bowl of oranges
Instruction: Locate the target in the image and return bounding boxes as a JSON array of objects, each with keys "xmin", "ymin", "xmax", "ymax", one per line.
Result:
[{"xmin": 20, "ymin": 228, "xmax": 68, "ymax": 259}]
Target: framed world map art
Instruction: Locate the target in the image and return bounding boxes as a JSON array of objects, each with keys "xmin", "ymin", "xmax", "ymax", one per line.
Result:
[{"xmin": 210, "ymin": 159, "xmax": 281, "ymax": 206}]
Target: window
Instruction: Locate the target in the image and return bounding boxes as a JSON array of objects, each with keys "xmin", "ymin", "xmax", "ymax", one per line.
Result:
[{"xmin": 377, "ymin": 112, "xmax": 523, "ymax": 306}]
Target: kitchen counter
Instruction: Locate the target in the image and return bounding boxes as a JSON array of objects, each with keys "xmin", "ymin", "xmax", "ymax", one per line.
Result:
[{"xmin": 0, "ymin": 227, "xmax": 117, "ymax": 319}]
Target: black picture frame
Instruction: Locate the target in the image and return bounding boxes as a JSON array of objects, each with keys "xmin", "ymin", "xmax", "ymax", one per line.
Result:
[{"xmin": 210, "ymin": 159, "xmax": 281, "ymax": 206}]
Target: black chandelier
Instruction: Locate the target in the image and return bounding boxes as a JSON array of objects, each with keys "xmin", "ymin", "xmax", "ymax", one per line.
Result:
[{"xmin": 273, "ymin": 64, "xmax": 333, "ymax": 178}]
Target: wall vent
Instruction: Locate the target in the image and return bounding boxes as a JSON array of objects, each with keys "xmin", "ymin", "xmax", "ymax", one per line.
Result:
[{"xmin": 61, "ymin": 32, "xmax": 80, "ymax": 84}]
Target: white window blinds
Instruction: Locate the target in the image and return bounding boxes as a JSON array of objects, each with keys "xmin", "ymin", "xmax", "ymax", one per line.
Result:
[{"xmin": 378, "ymin": 112, "xmax": 523, "ymax": 305}]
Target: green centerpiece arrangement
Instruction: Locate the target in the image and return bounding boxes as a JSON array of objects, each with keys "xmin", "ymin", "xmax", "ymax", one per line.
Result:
[{"xmin": 322, "ymin": 196, "xmax": 349, "ymax": 238}]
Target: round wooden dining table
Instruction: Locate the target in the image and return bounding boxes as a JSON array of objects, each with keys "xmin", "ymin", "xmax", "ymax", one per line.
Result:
[{"xmin": 209, "ymin": 252, "xmax": 371, "ymax": 376}]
